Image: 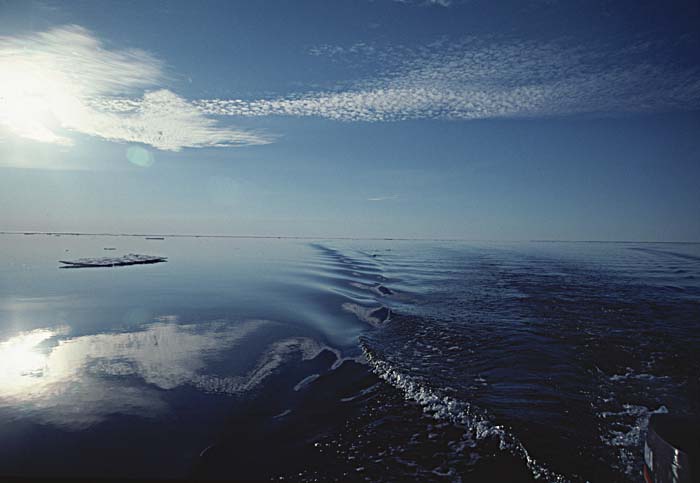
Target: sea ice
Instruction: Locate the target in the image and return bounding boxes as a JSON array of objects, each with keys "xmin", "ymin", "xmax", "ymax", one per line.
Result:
[{"xmin": 59, "ymin": 253, "xmax": 167, "ymax": 268}]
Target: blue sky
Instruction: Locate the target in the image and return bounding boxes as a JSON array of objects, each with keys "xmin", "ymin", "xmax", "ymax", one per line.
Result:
[{"xmin": 1, "ymin": 0, "xmax": 699, "ymax": 240}]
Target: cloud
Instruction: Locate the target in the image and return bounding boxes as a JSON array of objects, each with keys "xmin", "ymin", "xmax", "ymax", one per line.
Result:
[
  {"xmin": 0, "ymin": 320, "xmax": 328, "ymax": 428},
  {"xmin": 197, "ymin": 37, "xmax": 700, "ymax": 122},
  {"xmin": 4, "ymin": 25, "xmax": 698, "ymax": 152},
  {"xmin": 392, "ymin": 0, "xmax": 453, "ymax": 6},
  {"xmin": 367, "ymin": 195, "xmax": 398, "ymax": 201},
  {"xmin": 82, "ymin": 89, "xmax": 269, "ymax": 150},
  {"xmin": 0, "ymin": 26, "xmax": 269, "ymax": 150}
]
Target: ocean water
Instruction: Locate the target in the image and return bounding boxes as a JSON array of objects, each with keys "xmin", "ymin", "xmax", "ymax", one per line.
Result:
[{"xmin": 0, "ymin": 235, "xmax": 698, "ymax": 482}]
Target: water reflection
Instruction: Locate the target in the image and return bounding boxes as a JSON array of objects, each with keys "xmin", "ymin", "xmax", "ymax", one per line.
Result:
[
  {"xmin": 0, "ymin": 318, "xmax": 327, "ymax": 429},
  {"xmin": 0, "ymin": 327, "xmax": 66, "ymax": 395}
]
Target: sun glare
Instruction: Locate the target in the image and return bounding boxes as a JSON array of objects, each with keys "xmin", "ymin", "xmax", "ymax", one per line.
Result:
[
  {"xmin": 0, "ymin": 329, "xmax": 56, "ymax": 396},
  {"xmin": 0, "ymin": 59, "xmax": 77, "ymax": 145}
]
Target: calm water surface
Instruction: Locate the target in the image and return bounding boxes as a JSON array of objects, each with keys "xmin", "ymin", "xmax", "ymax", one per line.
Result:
[{"xmin": 0, "ymin": 235, "xmax": 698, "ymax": 481}]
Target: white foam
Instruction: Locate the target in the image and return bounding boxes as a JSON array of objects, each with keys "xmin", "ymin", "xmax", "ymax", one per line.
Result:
[
  {"xmin": 274, "ymin": 409, "xmax": 292, "ymax": 419},
  {"xmin": 599, "ymin": 404, "xmax": 668, "ymax": 478},
  {"xmin": 340, "ymin": 383, "xmax": 381, "ymax": 402},
  {"xmin": 342, "ymin": 302, "xmax": 391, "ymax": 327},
  {"xmin": 609, "ymin": 370, "xmax": 670, "ymax": 382},
  {"xmin": 294, "ymin": 373, "xmax": 321, "ymax": 391},
  {"xmin": 361, "ymin": 342, "xmax": 569, "ymax": 483}
]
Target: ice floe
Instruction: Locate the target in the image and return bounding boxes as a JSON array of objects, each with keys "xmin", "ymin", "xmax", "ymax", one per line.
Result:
[{"xmin": 59, "ymin": 253, "xmax": 167, "ymax": 268}]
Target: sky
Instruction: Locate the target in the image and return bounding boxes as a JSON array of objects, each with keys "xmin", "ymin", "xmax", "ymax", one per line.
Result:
[{"xmin": 1, "ymin": 0, "xmax": 699, "ymax": 241}]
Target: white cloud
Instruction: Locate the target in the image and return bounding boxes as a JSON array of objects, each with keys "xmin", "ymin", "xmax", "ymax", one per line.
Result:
[
  {"xmin": 0, "ymin": 26, "xmax": 269, "ymax": 150},
  {"xmin": 4, "ymin": 26, "xmax": 698, "ymax": 153},
  {"xmin": 197, "ymin": 37, "xmax": 700, "ymax": 122},
  {"xmin": 81, "ymin": 89, "xmax": 269, "ymax": 150},
  {"xmin": 367, "ymin": 195, "xmax": 398, "ymax": 201},
  {"xmin": 392, "ymin": 0, "xmax": 453, "ymax": 7}
]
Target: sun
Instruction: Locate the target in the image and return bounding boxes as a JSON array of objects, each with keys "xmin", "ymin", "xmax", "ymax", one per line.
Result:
[{"xmin": 0, "ymin": 58, "xmax": 76, "ymax": 145}]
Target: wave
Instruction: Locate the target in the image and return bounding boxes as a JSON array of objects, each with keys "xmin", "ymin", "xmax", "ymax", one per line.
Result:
[
  {"xmin": 312, "ymin": 243, "xmax": 571, "ymax": 482},
  {"xmin": 360, "ymin": 339, "xmax": 568, "ymax": 483}
]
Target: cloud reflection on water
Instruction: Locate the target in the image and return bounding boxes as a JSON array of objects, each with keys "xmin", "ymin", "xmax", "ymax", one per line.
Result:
[{"xmin": 0, "ymin": 318, "xmax": 326, "ymax": 429}]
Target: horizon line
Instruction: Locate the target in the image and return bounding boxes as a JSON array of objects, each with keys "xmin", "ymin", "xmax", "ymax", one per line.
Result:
[{"xmin": 1, "ymin": 231, "xmax": 698, "ymax": 244}]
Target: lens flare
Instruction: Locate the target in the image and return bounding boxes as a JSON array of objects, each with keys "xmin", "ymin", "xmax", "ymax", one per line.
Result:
[{"xmin": 126, "ymin": 145, "xmax": 155, "ymax": 167}]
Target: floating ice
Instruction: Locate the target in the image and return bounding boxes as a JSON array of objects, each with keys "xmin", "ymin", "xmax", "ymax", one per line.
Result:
[{"xmin": 59, "ymin": 253, "xmax": 167, "ymax": 268}]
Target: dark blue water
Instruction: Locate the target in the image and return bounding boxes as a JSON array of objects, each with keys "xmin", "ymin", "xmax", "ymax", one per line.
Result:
[{"xmin": 0, "ymin": 235, "xmax": 698, "ymax": 481}]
